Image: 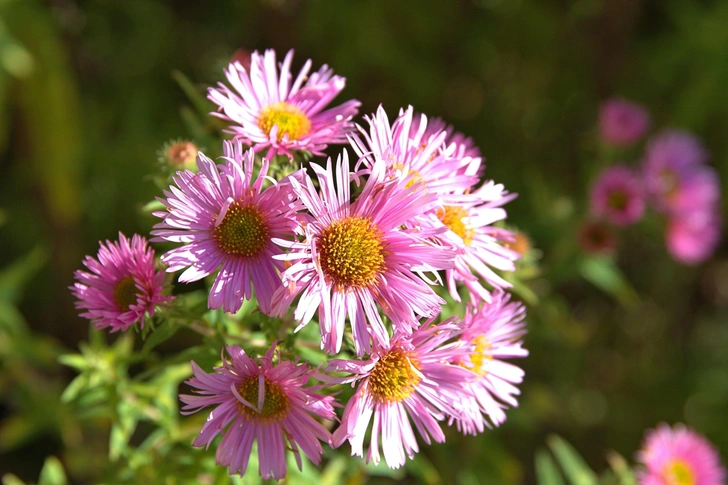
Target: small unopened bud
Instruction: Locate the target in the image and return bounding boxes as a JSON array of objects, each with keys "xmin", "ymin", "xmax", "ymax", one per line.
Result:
[
  {"xmin": 504, "ymin": 231, "xmax": 532, "ymax": 257},
  {"xmin": 159, "ymin": 139, "xmax": 199, "ymax": 171}
]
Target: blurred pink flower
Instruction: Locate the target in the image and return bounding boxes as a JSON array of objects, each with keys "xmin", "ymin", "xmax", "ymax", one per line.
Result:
[
  {"xmin": 208, "ymin": 49, "xmax": 360, "ymax": 159},
  {"xmin": 577, "ymin": 220, "xmax": 617, "ymax": 255},
  {"xmin": 590, "ymin": 165, "xmax": 646, "ymax": 226},
  {"xmin": 180, "ymin": 344, "xmax": 335, "ymax": 480},
  {"xmin": 637, "ymin": 423, "xmax": 725, "ymax": 485},
  {"xmin": 599, "ymin": 98, "xmax": 650, "ymax": 145},
  {"xmin": 71, "ymin": 233, "xmax": 172, "ymax": 332}
]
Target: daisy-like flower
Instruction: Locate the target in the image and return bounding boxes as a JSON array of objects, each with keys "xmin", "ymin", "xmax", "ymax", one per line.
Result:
[
  {"xmin": 208, "ymin": 49, "xmax": 361, "ymax": 159},
  {"xmin": 151, "ymin": 141, "xmax": 299, "ymax": 314},
  {"xmin": 71, "ymin": 233, "xmax": 172, "ymax": 332},
  {"xmin": 451, "ymin": 290, "xmax": 528, "ymax": 434},
  {"xmin": 434, "ymin": 181, "xmax": 520, "ymax": 303},
  {"xmin": 643, "ymin": 131, "xmax": 708, "ymax": 212},
  {"xmin": 350, "ymin": 106, "xmax": 479, "ymax": 199},
  {"xmin": 273, "ymin": 151, "xmax": 455, "ymax": 355},
  {"xmin": 590, "ymin": 165, "xmax": 646, "ymax": 226},
  {"xmin": 328, "ymin": 320, "xmax": 476, "ymax": 469},
  {"xmin": 637, "ymin": 423, "xmax": 726, "ymax": 485},
  {"xmin": 598, "ymin": 98, "xmax": 650, "ymax": 145},
  {"xmin": 180, "ymin": 344, "xmax": 336, "ymax": 480}
]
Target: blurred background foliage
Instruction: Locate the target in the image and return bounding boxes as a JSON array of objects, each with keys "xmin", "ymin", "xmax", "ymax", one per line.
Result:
[{"xmin": 1, "ymin": 0, "xmax": 727, "ymax": 483}]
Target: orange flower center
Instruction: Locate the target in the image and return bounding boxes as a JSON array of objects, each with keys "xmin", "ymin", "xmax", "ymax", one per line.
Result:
[
  {"xmin": 368, "ymin": 348, "xmax": 421, "ymax": 403},
  {"xmin": 438, "ymin": 205, "xmax": 475, "ymax": 245},
  {"xmin": 113, "ymin": 276, "xmax": 138, "ymax": 312},
  {"xmin": 213, "ymin": 202, "xmax": 269, "ymax": 258},
  {"xmin": 258, "ymin": 102, "xmax": 311, "ymax": 142},
  {"xmin": 317, "ymin": 216, "xmax": 386, "ymax": 290},
  {"xmin": 662, "ymin": 460, "xmax": 695, "ymax": 485},
  {"xmin": 236, "ymin": 376, "xmax": 290, "ymax": 423}
]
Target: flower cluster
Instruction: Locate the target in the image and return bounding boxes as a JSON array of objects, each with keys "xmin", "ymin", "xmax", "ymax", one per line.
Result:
[
  {"xmin": 586, "ymin": 99, "xmax": 722, "ymax": 264},
  {"xmin": 70, "ymin": 48, "xmax": 528, "ymax": 479}
]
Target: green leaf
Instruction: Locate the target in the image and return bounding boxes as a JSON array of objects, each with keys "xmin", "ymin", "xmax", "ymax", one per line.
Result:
[
  {"xmin": 606, "ymin": 452, "xmax": 637, "ymax": 485},
  {"xmin": 60, "ymin": 374, "xmax": 88, "ymax": 403},
  {"xmin": 1, "ymin": 474, "xmax": 27, "ymax": 485},
  {"xmin": 172, "ymin": 70, "xmax": 213, "ymax": 118},
  {"xmin": 536, "ymin": 450, "xmax": 566, "ymax": 485},
  {"xmin": 37, "ymin": 456, "xmax": 67, "ymax": 485},
  {"xmin": 579, "ymin": 257, "xmax": 638, "ymax": 308},
  {"xmin": 141, "ymin": 320, "xmax": 179, "ymax": 355},
  {"xmin": 58, "ymin": 353, "xmax": 87, "ymax": 371},
  {"xmin": 109, "ymin": 400, "xmax": 138, "ymax": 461},
  {"xmin": 547, "ymin": 435, "xmax": 599, "ymax": 485}
]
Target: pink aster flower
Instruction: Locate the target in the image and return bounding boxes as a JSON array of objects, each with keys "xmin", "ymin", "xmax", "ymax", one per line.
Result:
[
  {"xmin": 350, "ymin": 106, "xmax": 480, "ymax": 199},
  {"xmin": 433, "ymin": 181, "xmax": 520, "ymax": 303},
  {"xmin": 450, "ymin": 290, "xmax": 528, "ymax": 434},
  {"xmin": 666, "ymin": 208, "xmax": 721, "ymax": 265},
  {"xmin": 598, "ymin": 98, "xmax": 651, "ymax": 145},
  {"xmin": 328, "ymin": 320, "xmax": 476, "ymax": 469},
  {"xmin": 151, "ymin": 141, "xmax": 299, "ymax": 314},
  {"xmin": 208, "ymin": 49, "xmax": 361, "ymax": 159},
  {"xmin": 71, "ymin": 233, "xmax": 172, "ymax": 332},
  {"xmin": 409, "ymin": 114, "xmax": 484, "ymax": 178},
  {"xmin": 590, "ymin": 165, "xmax": 646, "ymax": 226},
  {"xmin": 637, "ymin": 423, "xmax": 726, "ymax": 485},
  {"xmin": 643, "ymin": 131, "xmax": 708, "ymax": 211},
  {"xmin": 180, "ymin": 344, "xmax": 336, "ymax": 480},
  {"xmin": 272, "ymin": 151, "xmax": 455, "ymax": 355}
]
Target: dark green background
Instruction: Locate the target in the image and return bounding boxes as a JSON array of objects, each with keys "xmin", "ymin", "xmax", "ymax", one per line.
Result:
[{"xmin": 1, "ymin": 0, "xmax": 727, "ymax": 483}]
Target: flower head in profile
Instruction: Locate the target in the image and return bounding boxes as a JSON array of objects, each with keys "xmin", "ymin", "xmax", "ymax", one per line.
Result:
[
  {"xmin": 434, "ymin": 181, "xmax": 520, "ymax": 303},
  {"xmin": 637, "ymin": 423, "xmax": 725, "ymax": 485},
  {"xmin": 180, "ymin": 343, "xmax": 336, "ymax": 480},
  {"xmin": 208, "ymin": 49, "xmax": 360, "ymax": 159},
  {"xmin": 350, "ymin": 106, "xmax": 480, "ymax": 199},
  {"xmin": 71, "ymin": 233, "xmax": 172, "ymax": 332},
  {"xmin": 590, "ymin": 165, "xmax": 646, "ymax": 226},
  {"xmin": 328, "ymin": 320, "xmax": 476, "ymax": 469},
  {"xmin": 273, "ymin": 151, "xmax": 454, "ymax": 355},
  {"xmin": 451, "ymin": 290, "xmax": 528, "ymax": 434},
  {"xmin": 152, "ymin": 141, "xmax": 299, "ymax": 314},
  {"xmin": 598, "ymin": 98, "xmax": 650, "ymax": 145}
]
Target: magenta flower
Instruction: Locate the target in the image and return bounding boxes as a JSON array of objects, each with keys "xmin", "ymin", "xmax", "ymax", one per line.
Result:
[
  {"xmin": 434, "ymin": 181, "xmax": 520, "ymax": 302},
  {"xmin": 666, "ymin": 208, "xmax": 721, "ymax": 265},
  {"xmin": 418, "ymin": 115, "xmax": 483, "ymax": 164},
  {"xmin": 328, "ymin": 320, "xmax": 476, "ymax": 469},
  {"xmin": 598, "ymin": 98, "xmax": 650, "ymax": 145},
  {"xmin": 71, "ymin": 233, "xmax": 172, "ymax": 332},
  {"xmin": 151, "ymin": 141, "xmax": 299, "ymax": 314},
  {"xmin": 643, "ymin": 131, "xmax": 708, "ymax": 211},
  {"xmin": 637, "ymin": 423, "xmax": 725, "ymax": 485},
  {"xmin": 273, "ymin": 152, "xmax": 455, "ymax": 355},
  {"xmin": 350, "ymin": 106, "xmax": 479, "ymax": 199},
  {"xmin": 208, "ymin": 49, "xmax": 360, "ymax": 159},
  {"xmin": 180, "ymin": 344, "xmax": 336, "ymax": 480},
  {"xmin": 451, "ymin": 290, "xmax": 528, "ymax": 434},
  {"xmin": 590, "ymin": 165, "xmax": 646, "ymax": 226}
]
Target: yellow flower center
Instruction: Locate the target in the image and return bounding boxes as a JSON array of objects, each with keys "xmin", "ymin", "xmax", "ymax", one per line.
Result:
[
  {"xmin": 213, "ymin": 202, "xmax": 269, "ymax": 258},
  {"xmin": 113, "ymin": 276, "xmax": 138, "ymax": 312},
  {"xmin": 317, "ymin": 216, "xmax": 386, "ymax": 290},
  {"xmin": 662, "ymin": 460, "xmax": 695, "ymax": 485},
  {"xmin": 438, "ymin": 205, "xmax": 475, "ymax": 245},
  {"xmin": 258, "ymin": 102, "xmax": 311, "ymax": 142},
  {"xmin": 236, "ymin": 376, "xmax": 290, "ymax": 423},
  {"xmin": 368, "ymin": 348, "xmax": 421, "ymax": 403},
  {"xmin": 607, "ymin": 190, "xmax": 628, "ymax": 210},
  {"xmin": 660, "ymin": 169, "xmax": 680, "ymax": 199},
  {"xmin": 391, "ymin": 163, "xmax": 424, "ymax": 188},
  {"xmin": 462, "ymin": 335, "xmax": 493, "ymax": 377}
]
